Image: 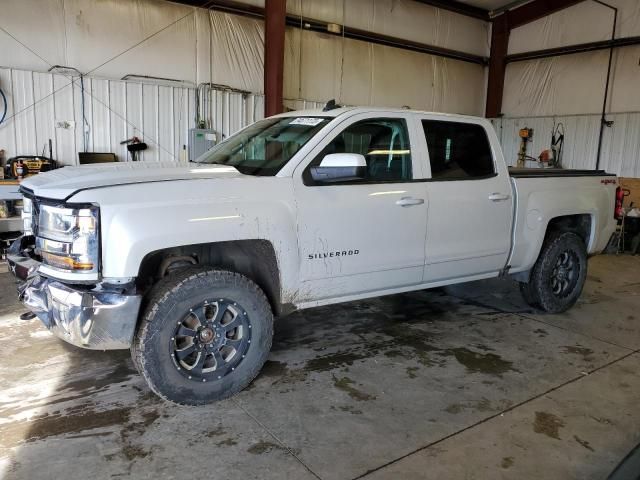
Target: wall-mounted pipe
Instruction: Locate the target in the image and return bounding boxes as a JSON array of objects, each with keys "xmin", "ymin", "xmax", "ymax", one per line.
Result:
[
  {"xmin": 120, "ymin": 74, "xmax": 195, "ymax": 85},
  {"xmin": 593, "ymin": 0, "xmax": 617, "ymax": 171}
]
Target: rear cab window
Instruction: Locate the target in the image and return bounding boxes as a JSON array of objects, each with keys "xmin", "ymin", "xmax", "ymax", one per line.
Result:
[{"xmin": 421, "ymin": 120, "xmax": 495, "ymax": 180}]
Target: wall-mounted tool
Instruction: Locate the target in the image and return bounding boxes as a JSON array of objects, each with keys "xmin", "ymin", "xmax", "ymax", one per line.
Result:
[
  {"xmin": 538, "ymin": 123, "xmax": 565, "ymax": 168},
  {"xmin": 517, "ymin": 128, "xmax": 534, "ymax": 167},
  {"xmin": 120, "ymin": 136, "xmax": 148, "ymax": 161},
  {"xmin": 549, "ymin": 122, "xmax": 564, "ymax": 168}
]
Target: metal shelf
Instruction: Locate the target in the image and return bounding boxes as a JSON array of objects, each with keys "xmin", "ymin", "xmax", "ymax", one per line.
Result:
[
  {"xmin": 0, "ymin": 183, "xmax": 21, "ymax": 200},
  {"xmin": 0, "ymin": 217, "xmax": 23, "ymax": 233}
]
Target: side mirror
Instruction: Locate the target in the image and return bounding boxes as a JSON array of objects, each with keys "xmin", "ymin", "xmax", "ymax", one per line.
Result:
[{"xmin": 310, "ymin": 153, "xmax": 366, "ymax": 183}]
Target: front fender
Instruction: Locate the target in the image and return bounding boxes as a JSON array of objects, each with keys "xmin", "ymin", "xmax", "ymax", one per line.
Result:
[{"xmin": 71, "ymin": 178, "xmax": 300, "ymax": 300}]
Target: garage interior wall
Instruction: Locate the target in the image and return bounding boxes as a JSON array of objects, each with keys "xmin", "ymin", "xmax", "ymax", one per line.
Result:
[
  {"xmin": 283, "ymin": 0, "xmax": 489, "ymax": 114},
  {"xmin": 0, "ymin": 0, "xmax": 490, "ymax": 165},
  {"xmin": 0, "ymin": 0, "xmax": 266, "ymax": 164},
  {"xmin": 494, "ymin": 0, "xmax": 640, "ymax": 177}
]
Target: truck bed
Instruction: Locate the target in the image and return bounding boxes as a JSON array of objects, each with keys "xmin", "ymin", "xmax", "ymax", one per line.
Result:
[{"xmin": 509, "ymin": 168, "xmax": 616, "ymax": 178}]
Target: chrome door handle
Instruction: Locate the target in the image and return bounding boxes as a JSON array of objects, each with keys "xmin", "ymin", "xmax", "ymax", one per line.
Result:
[
  {"xmin": 488, "ymin": 192, "xmax": 511, "ymax": 202},
  {"xmin": 396, "ymin": 197, "xmax": 425, "ymax": 207}
]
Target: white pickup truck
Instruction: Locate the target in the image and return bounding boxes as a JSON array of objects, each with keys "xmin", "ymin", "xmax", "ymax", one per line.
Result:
[{"xmin": 8, "ymin": 106, "xmax": 618, "ymax": 405}]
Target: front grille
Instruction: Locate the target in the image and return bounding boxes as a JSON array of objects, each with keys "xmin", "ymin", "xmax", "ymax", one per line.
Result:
[{"xmin": 31, "ymin": 197, "xmax": 40, "ymax": 237}]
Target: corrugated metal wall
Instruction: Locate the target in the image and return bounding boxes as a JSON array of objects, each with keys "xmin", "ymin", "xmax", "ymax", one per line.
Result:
[
  {"xmin": 283, "ymin": 98, "xmax": 326, "ymax": 111},
  {"xmin": 491, "ymin": 113, "xmax": 640, "ymax": 177},
  {"xmin": 0, "ymin": 67, "xmax": 265, "ymax": 166}
]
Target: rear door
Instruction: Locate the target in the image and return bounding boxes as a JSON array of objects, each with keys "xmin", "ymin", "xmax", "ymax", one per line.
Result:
[
  {"xmin": 292, "ymin": 112, "xmax": 429, "ymax": 303},
  {"xmin": 418, "ymin": 118, "xmax": 513, "ymax": 282}
]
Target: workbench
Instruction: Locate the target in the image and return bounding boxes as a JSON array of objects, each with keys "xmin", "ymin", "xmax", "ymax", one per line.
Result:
[{"xmin": 0, "ymin": 180, "xmax": 23, "ymax": 233}]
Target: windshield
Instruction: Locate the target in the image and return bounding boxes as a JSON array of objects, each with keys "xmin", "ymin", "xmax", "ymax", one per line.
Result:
[{"xmin": 194, "ymin": 116, "xmax": 331, "ymax": 175}]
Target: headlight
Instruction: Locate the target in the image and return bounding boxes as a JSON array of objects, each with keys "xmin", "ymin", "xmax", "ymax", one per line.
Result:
[
  {"xmin": 35, "ymin": 204, "xmax": 99, "ymax": 275},
  {"xmin": 22, "ymin": 197, "xmax": 33, "ymax": 235}
]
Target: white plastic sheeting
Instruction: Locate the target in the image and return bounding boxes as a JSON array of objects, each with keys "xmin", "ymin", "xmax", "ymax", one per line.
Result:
[
  {"xmin": 282, "ymin": 98, "xmax": 325, "ymax": 111},
  {"xmin": 503, "ymin": 0, "xmax": 640, "ymax": 117},
  {"xmin": 0, "ymin": 67, "xmax": 264, "ymax": 165},
  {"xmin": 0, "ymin": 0, "xmax": 490, "ymax": 102},
  {"xmin": 503, "ymin": 45, "xmax": 640, "ymax": 116},
  {"xmin": 0, "ymin": 0, "xmax": 265, "ymax": 93},
  {"xmin": 509, "ymin": 0, "xmax": 640, "ymax": 55},
  {"xmin": 492, "ymin": 112, "xmax": 640, "ymax": 177},
  {"xmin": 287, "ymin": 0, "xmax": 490, "ymax": 57},
  {"xmin": 284, "ymin": 29, "xmax": 487, "ymax": 115},
  {"xmin": 200, "ymin": 9, "xmax": 264, "ymax": 93},
  {"xmin": 283, "ymin": 0, "xmax": 489, "ymax": 114}
]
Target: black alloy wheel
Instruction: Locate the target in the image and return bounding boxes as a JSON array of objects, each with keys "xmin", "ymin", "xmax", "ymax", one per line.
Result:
[
  {"xmin": 171, "ymin": 299, "xmax": 251, "ymax": 382},
  {"xmin": 549, "ymin": 250, "xmax": 580, "ymax": 298}
]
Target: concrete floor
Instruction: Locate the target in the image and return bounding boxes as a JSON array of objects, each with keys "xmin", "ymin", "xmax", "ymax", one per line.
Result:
[{"xmin": 0, "ymin": 254, "xmax": 639, "ymax": 480}]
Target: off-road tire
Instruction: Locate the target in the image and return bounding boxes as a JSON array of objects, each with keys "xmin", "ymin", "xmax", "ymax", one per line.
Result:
[
  {"xmin": 132, "ymin": 267, "xmax": 273, "ymax": 405},
  {"xmin": 519, "ymin": 281, "xmax": 540, "ymax": 309},
  {"xmin": 519, "ymin": 231, "xmax": 588, "ymax": 314}
]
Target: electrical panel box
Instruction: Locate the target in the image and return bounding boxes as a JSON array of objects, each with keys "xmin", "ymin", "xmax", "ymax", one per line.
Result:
[{"xmin": 188, "ymin": 128, "xmax": 217, "ymax": 161}]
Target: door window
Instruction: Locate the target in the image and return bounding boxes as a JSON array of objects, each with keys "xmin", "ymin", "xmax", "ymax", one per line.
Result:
[
  {"xmin": 421, "ymin": 120, "xmax": 494, "ymax": 180},
  {"xmin": 305, "ymin": 118, "xmax": 412, "ymax": 184}
]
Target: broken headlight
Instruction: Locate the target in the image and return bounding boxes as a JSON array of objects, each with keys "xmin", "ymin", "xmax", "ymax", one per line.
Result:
[{"xmin": 36, "ymin": 204, "xmax": 100, "ymax": 278}]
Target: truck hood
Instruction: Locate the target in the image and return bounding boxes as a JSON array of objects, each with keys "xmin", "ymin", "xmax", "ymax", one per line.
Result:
[{"xmin": 20, "ymin": 161, "xmax": 244, "ymax": 200}]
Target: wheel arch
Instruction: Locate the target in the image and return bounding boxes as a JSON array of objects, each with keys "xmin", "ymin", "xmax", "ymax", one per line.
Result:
[
  {"xmin": 545, "ymin": 213, "xmax": 593, "ymax": 247},
  {"xmin": 512, "ymin": 213, "xmax": 593, "ymax": 283},
  {"xmin": 137, "ymin": 239, "xmax": 288, "ymax": 315}
]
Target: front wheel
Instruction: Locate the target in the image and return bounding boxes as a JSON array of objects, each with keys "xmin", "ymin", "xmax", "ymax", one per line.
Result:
[
  {"xmin": 519, "ymin": 231, "xmax": 588, "ymax": 314},
  {"xmin": 132, "ymin": 267, "xmax": 273, "ymax": 405}
]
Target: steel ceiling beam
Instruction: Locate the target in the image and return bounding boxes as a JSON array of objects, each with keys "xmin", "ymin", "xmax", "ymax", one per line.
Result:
[
  {"xmin": 507, "ymin": 0, "xmax": 586, "ymax": 29},
  {"xmin": 411, "ymin": 0, "xmax": 490, "ymax": 20},
  {"xmin": 290, "ymin": 17, "xmax": 487, "ymax": 65},
  {"xmin": 171, "ymin": 0, "xmax": 493, "ymax": 21},
  {"xmin": 170, "ymin": 0, "xmax": 264, "ymax": 18},
  {"xmin": 167, "ymin": 0, "xmax": 487, "ymax": 65},
  {"xmin": 506, "ymin": 35, "xmax": 640, "ymax": 62}
]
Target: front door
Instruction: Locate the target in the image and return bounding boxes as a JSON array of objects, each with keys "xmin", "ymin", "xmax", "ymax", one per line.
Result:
[{"xmin": 293, "ymin": 113, "xmax": 428, "ymax": 304}]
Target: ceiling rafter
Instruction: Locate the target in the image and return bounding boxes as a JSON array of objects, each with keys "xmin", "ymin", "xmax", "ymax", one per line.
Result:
[
  {"xmin": 168, "ymin": 0, "xmax": 487, "ymax": 64},
  {"xmin": 411, "ymin": 0, "xmax": 490, "ymax": 20}
]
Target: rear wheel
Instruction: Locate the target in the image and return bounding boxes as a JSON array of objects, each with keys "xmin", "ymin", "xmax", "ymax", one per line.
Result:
[
  {"xmin": 132, "ymin": 267, "xmax": 273, "ymax": 405},
  {"xmin": 519, "ymin": 231, "xmax": 587, "ymax": 314}
]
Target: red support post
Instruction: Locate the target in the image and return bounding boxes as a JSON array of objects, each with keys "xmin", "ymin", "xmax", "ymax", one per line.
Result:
[
  {"xmin": 485, "ymin": 15, "xmax": 509, "ymax": 118},
  {"xmin": 485, "ymin": 0, "xmax": 586, "ymax": 118},
  {"xmin": 264, "ymin": 0, "xmax": 286, "ymax": 117}
]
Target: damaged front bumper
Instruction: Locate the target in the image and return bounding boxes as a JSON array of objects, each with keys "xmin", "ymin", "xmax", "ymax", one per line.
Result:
[{"xmin": 8, "ymin": 239, "xmax": 141, "ymax": 350}]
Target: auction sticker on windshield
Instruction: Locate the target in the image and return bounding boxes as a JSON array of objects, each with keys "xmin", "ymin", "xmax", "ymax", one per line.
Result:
[{"xmin": 289, "ymin": 117, "xmax": 325, "ymax": 126}]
